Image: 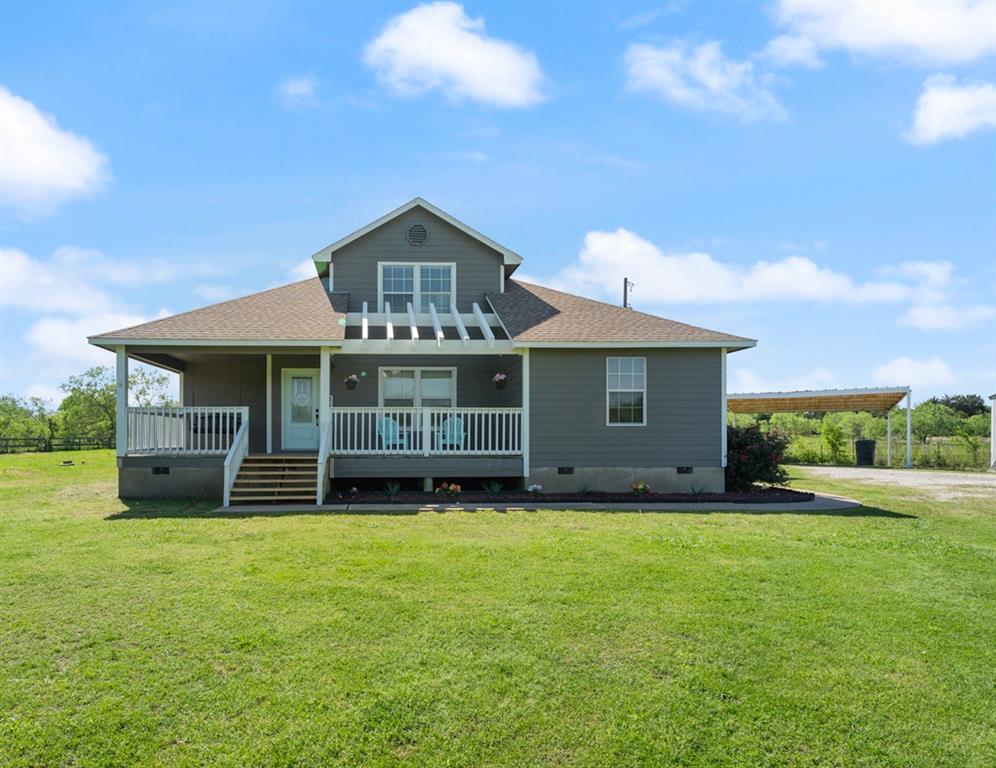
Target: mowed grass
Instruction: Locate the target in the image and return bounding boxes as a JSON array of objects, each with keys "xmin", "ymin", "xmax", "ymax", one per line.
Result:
[{"xmin": 1, "ymin": 451, "xmax": 994, "ymax": 767}]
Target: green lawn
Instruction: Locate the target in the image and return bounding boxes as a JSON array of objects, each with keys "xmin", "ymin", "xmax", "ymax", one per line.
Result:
[{"xmin": 1, "ymin": 451, "xmax": 993, "ymax": 767}]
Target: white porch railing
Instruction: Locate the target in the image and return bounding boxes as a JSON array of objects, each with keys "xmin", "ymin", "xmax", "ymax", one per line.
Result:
[
  {"xmin": 222, "ymin": 417, "xmax": 250, "ymax": 506},
  {"xmin": 329, "ymin": 407, "xmax": 522, "ymax": 456},
  {"xmin": 127, "ymin": 406, "xmax": 249, "ymax": 455}
]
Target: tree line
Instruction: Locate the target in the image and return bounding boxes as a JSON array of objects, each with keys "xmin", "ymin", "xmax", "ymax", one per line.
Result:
[{"xmin": 1, "ymin": 367, "xmax": 175, "ymax": 440}]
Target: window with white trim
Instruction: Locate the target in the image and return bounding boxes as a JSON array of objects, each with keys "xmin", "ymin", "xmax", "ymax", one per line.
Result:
[
  {"xmin": 381, "ymin": 265, "xmax": 415, "ymax": 310},
  {"xmin": 606, "ymin": 357, "xmax": 646, "ymax": 425},
  {"xmin": 379, "ymin": 263, "xmax": 454, "ymax": 312},
  {"xmin": 379, "ymin": 367, "xmax": 456, "ymax": 407}
]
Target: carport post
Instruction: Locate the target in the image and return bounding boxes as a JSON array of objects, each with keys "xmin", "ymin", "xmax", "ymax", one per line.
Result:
[
  {"xmin": 905, "ymin": 390, "xmax": 912, "ymax": 468},
  {"xmin": 115, "ymin": 346, "xmax": 128, "ymax": 458}
]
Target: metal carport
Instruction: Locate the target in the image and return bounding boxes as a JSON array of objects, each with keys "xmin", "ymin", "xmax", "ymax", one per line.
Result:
[{"xmin": 727, "ymin": 386, "xmax": 912, "ymax": 468}]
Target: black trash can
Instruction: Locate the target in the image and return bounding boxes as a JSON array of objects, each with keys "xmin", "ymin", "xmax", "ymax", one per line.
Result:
[{"xmin": 855, "ymin": 439, "xmax": 876, "ymax": 466}]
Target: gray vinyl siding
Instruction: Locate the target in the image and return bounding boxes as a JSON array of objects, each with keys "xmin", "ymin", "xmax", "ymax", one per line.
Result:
[
  {"xmin": 528, "ymin": 348, "xmax": 722, "ymax": 468},
  {"xmin": 181, "ymin": 354, "xmax": 267, "ymax": 453},
  {"xmin": 331, "ymin": 207, "xmax": 503, "ymax": 312},
  {"xmin": 331, "ymin": 354, "xmax": 521, "ymax": 407}
]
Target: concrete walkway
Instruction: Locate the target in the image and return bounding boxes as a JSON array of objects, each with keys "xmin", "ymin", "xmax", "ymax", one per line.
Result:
[{"xmin": 218, "ymin": 492, "xmax": 861, "ymax": 515}]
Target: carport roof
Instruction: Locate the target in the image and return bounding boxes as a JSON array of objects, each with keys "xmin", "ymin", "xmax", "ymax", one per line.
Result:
[{"xmin": 728, "ymin": 387, "xmax": 910, "ymax": 414}]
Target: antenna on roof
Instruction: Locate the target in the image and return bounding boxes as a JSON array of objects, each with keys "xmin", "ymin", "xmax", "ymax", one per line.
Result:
[{"xmin": 623, "ymin": 277, "xmax": 635, "ymax": 308}]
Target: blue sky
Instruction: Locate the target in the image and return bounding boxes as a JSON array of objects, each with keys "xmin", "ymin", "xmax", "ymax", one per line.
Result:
[{"xmin": 2, "ymin": 0, "xmax": 994, "ymax": 405}]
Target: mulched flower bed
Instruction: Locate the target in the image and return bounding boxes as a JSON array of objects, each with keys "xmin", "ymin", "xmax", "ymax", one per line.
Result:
[{"xmin": 332, "ymin": 487, "xmax": 815, "ymax": 505}]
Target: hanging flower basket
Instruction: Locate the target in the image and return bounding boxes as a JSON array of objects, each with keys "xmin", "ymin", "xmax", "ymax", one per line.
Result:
[
  {"xmin": 344, "ymin": 374, "xmax": 359, "ymax": 390},
  {"xmin": 493, "ymin": 372, "xmax": 507, "ymax": 390}
]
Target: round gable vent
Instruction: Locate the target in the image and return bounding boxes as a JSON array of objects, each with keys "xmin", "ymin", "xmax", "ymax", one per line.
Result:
[{"xmin": 406, "ymin": 223, "xmax": 429, "ymax": 246}]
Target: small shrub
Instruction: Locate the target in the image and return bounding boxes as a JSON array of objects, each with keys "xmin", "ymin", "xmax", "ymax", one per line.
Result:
[
  {"xmin": 631, "ymin": 481, "xmax": 650, "ymax": 495},
  {"xmin": 953, "ymin": 425, "xmax": 983, "ymax": 466},
  {"xmin": 726, "ymin": 425, "xmax": 789, "ymax": 492},
  {"xmin": 384, "ymin": 481, "xmax": 401, "ymax": 497},
  {"xmin": 527, "ymin": 483, "xmax": 543, "ymax": 494},
  {"xmin": 577, "ymin": 483, "xmax": 591, "ymax": 495},
  {"xmin": 821, "ymin": 417, "xmax": 846, "ymax": 463},
  {"xmin": 482, "ymin": 480, "xmax": 503, "ymax": 495}
]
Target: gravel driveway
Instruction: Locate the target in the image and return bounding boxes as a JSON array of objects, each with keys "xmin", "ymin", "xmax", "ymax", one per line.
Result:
[{"xmin": 795, "ymin": 466, "xmax": 996, "ymax": 501}]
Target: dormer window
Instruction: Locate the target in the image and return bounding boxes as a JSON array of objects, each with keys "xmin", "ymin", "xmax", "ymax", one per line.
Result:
[{"xmin": 378, "ymin": 262, "xmax": 454, "ymax": 312}]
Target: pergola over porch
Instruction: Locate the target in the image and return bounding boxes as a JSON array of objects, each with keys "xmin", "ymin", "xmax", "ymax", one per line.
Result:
[{"xmin": 727, "ymin": 386, "xmax": 912, "ymax": 467}]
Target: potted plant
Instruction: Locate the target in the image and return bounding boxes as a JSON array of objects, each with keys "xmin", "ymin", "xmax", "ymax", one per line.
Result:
[
  {"xmin": 344, "ymin": 374, "xmax": 359, "ymax": 390},
  {"xmin": 434, "ymin": 481, "xmax": 461, "ymax": 497},
  {"xmin": 631, "ymin": 481, "xmax": 650, "ymax": 495},
  {"xmin": 493, "ymin": 372, "xmax": 507, "ymax": 390}
]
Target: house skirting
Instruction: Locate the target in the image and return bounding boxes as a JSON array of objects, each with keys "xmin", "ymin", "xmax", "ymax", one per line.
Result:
[
  {"xmin": 526, "ymin": 466, "xmax": 725, "ymax": 494},
  {"xmin": 118, "ymin": 456, "xmax": 223, "ymax": 499}
]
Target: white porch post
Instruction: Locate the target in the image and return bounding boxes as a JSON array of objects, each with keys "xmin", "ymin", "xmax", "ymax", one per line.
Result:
[
  {"xmin": 319, "ymin": 346, "xmax": 331, "ymax": 434},
  {"xmin": 721, "ymin": 348, "xmax": 728, "ymax": 468},
  {"xmin": 115, "ymin": 346, "xmax": 128, "ymax": 457},
  {"xmin": 521, "ymin": 348, "xmax": 530, "ymax": 479},
  {"xmin": 905, "ymin": 390, "xmax": 912, "ymax": 468},
  {"xmin": 887, "ymin": 409, "xmax": 892, "ymax": 466},
  {"xmin": 265, "ymin": 354, "xmax": 273, "ymax": 454}
]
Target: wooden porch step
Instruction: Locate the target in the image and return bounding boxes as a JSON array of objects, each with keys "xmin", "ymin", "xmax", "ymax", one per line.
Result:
[
  {"xmin": 238, "ymin": 469, "xmax": 317, "ymax": 476},
  {"xmin": 234, "ymin": 478, "xmax": 317, "ymax": 485},
  {"xmin": 229, "ymin": 494, "xmax": 317, "ymax": 502},
  {"xmin": 245, "ymin": 454, "xmax": 316, "ymax": 460}
]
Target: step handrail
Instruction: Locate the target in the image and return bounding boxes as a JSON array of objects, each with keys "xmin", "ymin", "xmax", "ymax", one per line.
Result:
[
  {"xmin": 222, "ymin": 416, "xmax": 251, "ymax": 507},
  {"xmin": 316, "ymin": 419, "xmax": 333, "ymax": 504}
]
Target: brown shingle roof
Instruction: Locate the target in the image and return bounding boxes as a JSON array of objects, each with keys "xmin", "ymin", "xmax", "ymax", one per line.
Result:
[
  {"xmin": 90, "ymin": 278, "xmax": 347, "ymax": 342},
  {"xmin": 487, "ymin": 280, "xmax": 754, "ymax": 345}
]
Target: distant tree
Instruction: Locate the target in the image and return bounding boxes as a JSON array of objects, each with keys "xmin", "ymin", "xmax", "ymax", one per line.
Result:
[
  {"xmin": 964, "ymin": 412, "xmax": 991, "ymax": 438},
  {"xmin": 58, "ymin": 367, "xmax": 116, "ymax": 438},
  {"xmin": 928, "ymin": 394, "xmax": 989, "ymax": 418},
  {"xmin": 0, "ymin": 396, "xmax": 52, "ymax": 439},
  {"xmin": 129, "ymin": 368, "xmax": 177, "ymax": 407},
  {"xmin": 910, "ymin": 401, "xmax": 961, "ymax": 442},
  {"xmin": 55, "ymin": 365, "xmax": 176, "ymax": 437}
]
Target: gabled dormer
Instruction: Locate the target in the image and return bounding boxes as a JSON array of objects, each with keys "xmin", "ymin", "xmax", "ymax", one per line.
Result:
[{"xmin": 309, "ymin": 198, "xmax": 522, "ymax": 313}]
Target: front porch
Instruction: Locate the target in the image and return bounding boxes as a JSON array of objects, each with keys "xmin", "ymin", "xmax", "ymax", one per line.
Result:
[{"xmin": 113, "ymin": 347, "xmax": 529, "ymax": 504}]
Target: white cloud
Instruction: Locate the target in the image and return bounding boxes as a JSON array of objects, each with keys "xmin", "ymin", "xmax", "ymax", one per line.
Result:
[
  {"xmin": 364, "ymin": 2, "xmax": 545, "ymax": 107},
  {"xmin": 0, "ymin": 86, "xmax": 109, "ymax": 217},
  {"xmin": 624, "ymin": 41, "xmax": 786, "ymax": 121},
  {"xmin": 764, "ymin": 0, "xmax": 996, "ymax": 67},
  {"xmin": 193, "ymin": 284, "xmax": 237, "ymax": 302},
  {"xmin": 1, "ymin": 246, "xmax": 182, "ymax": 314},
  {"xmin": 900, "ymin": 303, "xmax": 995, "ymax": 330},
  {"xmin": 731, "ymin": 367, "xmax": 840, "ymax": 393},
  {"xmin": 277, "ymin": 76, "xmax": 319, "ymax": 108},
  {"xmin": 290, "ymin": 258, "xmax": 316, "ymax": 281},
  {"xmin": 545, "ymin": 228, "xmax": 907, "ymax": 304},
  {"xmin": 25, "ymin": 312, "xmax": 153, "ymax": 366},
  {"xmin": 905, "ymin": 75, "xmax": 996, "ymax": 145},
  {"xmin": 872, "ymin": 356, "xmax": 956, "ymax": 388}
]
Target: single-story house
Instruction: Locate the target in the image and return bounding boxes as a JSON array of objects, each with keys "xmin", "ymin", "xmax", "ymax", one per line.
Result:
[{"xmin": 89, "ymin": 198, "xmax": 756, "ymax": 504}]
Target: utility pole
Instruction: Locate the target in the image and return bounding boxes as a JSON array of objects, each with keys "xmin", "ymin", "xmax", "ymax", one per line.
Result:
[{"xmin": 623, "ymin": 277, "xmax": 635, "ymax": 308}]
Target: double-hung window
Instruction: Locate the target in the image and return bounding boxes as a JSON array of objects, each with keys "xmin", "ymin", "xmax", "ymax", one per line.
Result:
[
  {"xmin": 379, "ymin": 368, "xmax": 455, "ymax": 407},
  {"xmin": 606, "ymin": 357, "xmax": 646, "ymax": 425},
  {"xmin": 381, "ymin": 265, "xmax": 415, "ymax": 310},
  {"xmin": 379, "ymin": 263, "xmax": 454, "ymax": 312}
]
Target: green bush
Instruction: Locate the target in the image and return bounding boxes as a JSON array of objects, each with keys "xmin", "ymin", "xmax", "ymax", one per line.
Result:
[{"xmin": 726, "ymin": 425, "xmax": 790, "ymax": 492}]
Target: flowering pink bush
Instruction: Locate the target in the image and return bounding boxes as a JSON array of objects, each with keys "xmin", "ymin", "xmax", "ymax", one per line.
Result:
[{"xmin": 725, "ymin": 425, "xmax": 789, "ymax": 491}]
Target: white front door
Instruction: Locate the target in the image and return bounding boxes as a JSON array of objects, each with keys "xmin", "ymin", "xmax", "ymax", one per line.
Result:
[{"xmin": 281, "ymin": 368, "xmax": 320, "ymax": 451}]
